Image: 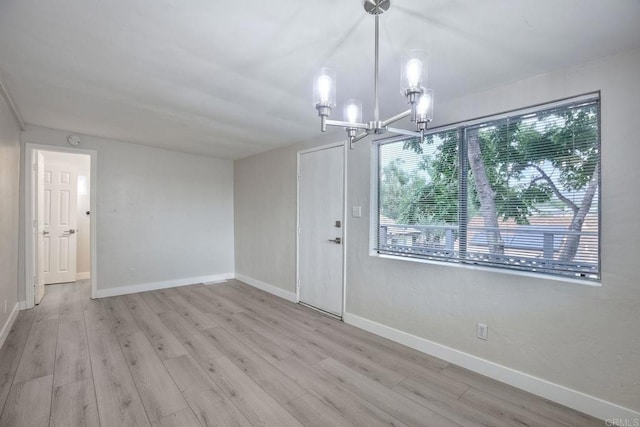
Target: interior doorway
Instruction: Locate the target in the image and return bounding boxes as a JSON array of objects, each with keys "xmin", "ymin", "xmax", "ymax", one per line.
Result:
[
  {"xmin": 24, "ymin": 144, "xmax": 97, "ymax": 308},
  {"xmin": 297, "ymin": 143, "xmax": 346, "ymax": 318}
]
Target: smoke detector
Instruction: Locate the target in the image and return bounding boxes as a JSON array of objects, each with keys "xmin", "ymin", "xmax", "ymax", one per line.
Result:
[{"xmin": 67, "ymin": 135, "xmax": 81, "ymax": 146}]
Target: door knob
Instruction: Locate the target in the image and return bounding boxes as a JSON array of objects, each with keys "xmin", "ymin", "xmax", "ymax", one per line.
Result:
[
  {"xmin": 42, "ymin": 230, "xmax": 49, "ymax": 235},
  {"xmin": 67, "ymin": 229, "xmax": 76, "ymax": 234},
  {"xmin": 328, "ymin": 237, "xmax": 341, "ymax": 244}
]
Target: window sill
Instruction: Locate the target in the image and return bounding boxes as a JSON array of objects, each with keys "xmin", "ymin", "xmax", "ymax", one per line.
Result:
[{"xmin": 369, "ymin": 251, "xmax": 601, "ymax": 287}]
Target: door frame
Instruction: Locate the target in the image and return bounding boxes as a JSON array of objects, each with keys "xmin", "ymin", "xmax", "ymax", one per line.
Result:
[
  {"xmin": 24, "ymin": 143, "xmax": 98, "ymax": 308},
  {"xmin": 296, "ymin": 141, "xmax": 347, "ymax": 317}
]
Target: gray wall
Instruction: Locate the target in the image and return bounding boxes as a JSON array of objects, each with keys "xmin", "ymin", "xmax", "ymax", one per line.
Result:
[
  {"xmin": 0, "ymin": 92, "xmax": 20, "ymax": 330},
  {"xmin": 234, "ymin": 145, "xmax": 298, "ymax": 291},
  {"xmin": 233, "ymin": 47, "xmax": 640, "ymax": 412},
  {"xmin": 19, "ymin": 126, "xmax": 235, "ymax": 300}
]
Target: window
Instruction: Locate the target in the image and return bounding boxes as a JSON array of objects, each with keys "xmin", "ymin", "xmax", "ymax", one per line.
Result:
[{"xmin": 376, "ymin": 94, "xmax": 600, "ymax": 281}]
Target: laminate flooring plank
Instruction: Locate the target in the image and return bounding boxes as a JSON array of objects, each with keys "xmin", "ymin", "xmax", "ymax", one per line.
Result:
[
  {"xmin": 205, "ymin": 356, "xmax": 304, "ymax": 427},
  {"xmin": 84, "ymin": 299, "xmax": 150, "ymax": 427},
  {"xmin": 0, "ymin": 309, "xmax": 35, "ymax": 414},
  {"xmin": 154, "ymin": 407, "xmax": 203, "ymax": 427},
  {"xmin": 158, "ymin": 310, "xmax": 224, "ymax": 363},
  {"xmin": 459, "ymin": 387, "xmax": 568, "ymax": 427},
  {"xmin": 173, "ymin": 285, "xmax": 237, "ymax": 319},
  {"xmin": 234, "ymin": 280, "xmax": 342, "ymax": 329},
  {"xmin": 180, "ymin": 285, "xmax": 245, "ymax": 316},
  {"xmin": 442, "ymin": 365, "xmax": 602, "ymax": 427},
  {"xmin": 393, "ymin": 377, "xmax": 509, "ymax": 427},
  {"xmin": 117, "ymin": 330, "xmax": 189, "ymax": 422},
  {"xmin": 123, "ymin": 293, "xmax": 188, "ymax": 360},
  {"xmin": 276, "ymin": 356, "xmax": 408, "ymax": 427},
  {"xmin": 58, "ymin": 282, "xmax": 85, "ymax": 322},
  {"xmin": 12, "ymin": 318, "xmax": 58, "ymax": 384},
  {"xmin": 193, "ymin": 284, "xmax": 247, "ymax": 313},
  {"xmin": 234, "ymin": 311, "xmax": 324, "ymax": 365},
  {"xmin": 178, "ymin": 284, "xmax": 290, "ymax": 362},
  {"xmin": 50, "ymin": 378, "xmax": 100, "ymax": 427},
  {"xmin": 312, "ymin": 326, "xmax": 459, "ymax": 394},
  {"xmin": 284, "ymin": 393, "xmax": 355, "ymax": 427},
  {"xmin": 140, "ymin": 291, "xmax": 174, "ymax": 314},
  {"xmin": 301, "ymin": 326, "xmax": 406, "ymax": 388},
  {"xmin": 212, "ymin": 283, "xmax": 329, "ymax": 332},
  {"xmin": 321, "ymin": 320, "xmax": 450, "ymax": 371},
  {"xmin": 209, "ymin": 310, "xmax": 294, "ymax": 365},
  {"xmin": 102, "ymin": 296, "xmax": 142, "ymax": 337},
  {"xmin": 202, "ymin": 326, "xmax": 305, "ymax": 405},
  {"xmin": 209, "ymin": 286, "xmax": 319, "ymax": 335},
  {"xmin": 53, "ymin": 316, "xmax": 92, "ymax": 387},
  {"xmin": 32, "ymin": 283, "xmax": 63, "ymax": 324},
  {"xmin": 0, "ymin": 374, "xmax": 53, "ymax": 427},
  {"xmin": 316, "ymin": 357, "xmax": 462, "ymax": 427},
  {"xmin": 155, "ymin": 289, "xmax": 218, "ymax": 330},
  {"xmin": 209, "ymin": 293, "xmax": 333, "ymax": 364},
  {"xmin": 164, "ymin": 354, "xmax": 252, "ymax": 427},
  {"xmin": 208, "ymin": 283, "xmax": 322, "ymax": 332}
]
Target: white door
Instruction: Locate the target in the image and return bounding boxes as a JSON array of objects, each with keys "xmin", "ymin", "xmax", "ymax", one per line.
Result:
[
  {"xmin": 43, "ymin": 158, "xmax": 78, "ymax": 285},
  {"xmin": 298, "ymin": 145, "xmax": 344, "ymax": 316},
  {"xmin": 35, "ymin": 152, "xmax": 46, "ymax": 304}
]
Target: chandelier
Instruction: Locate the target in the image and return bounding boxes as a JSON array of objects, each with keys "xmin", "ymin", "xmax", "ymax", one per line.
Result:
[{"xmin": 313, "ymin": 0, "xmax": 434, "ymax": 149}]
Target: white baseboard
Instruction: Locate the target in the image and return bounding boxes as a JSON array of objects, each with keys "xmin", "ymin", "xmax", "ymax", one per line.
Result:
[
  {"xmin": 234, "ymin": 273, "xmax": 298, "ymax": 303},
  {"xmin": 94, "ymin": 273, "xmax": 234, "ymax": 298},
  {"xmin": 0, "ymin": 303, "xmax": 20, "ymax": 350},
  {"xmin": 343, "ymin": 312, "xmax": 639, "ymax": 422},
  {"xmin": 76, "ymin": 272, "xmax": 90, "ymax": 280}
]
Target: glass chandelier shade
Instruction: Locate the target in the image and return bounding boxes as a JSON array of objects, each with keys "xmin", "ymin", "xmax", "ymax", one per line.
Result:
[{"xmin": 313, "ymin": 68, "xmax": 336, "ymax": 108}]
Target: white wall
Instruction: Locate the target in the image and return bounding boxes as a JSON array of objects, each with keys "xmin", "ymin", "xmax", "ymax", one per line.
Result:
[
  {"xmin": 20, "ymin": 126, "xmax": 235, "ymax": 299},
  {"xmin": 40, "ymin": 150, "xmax": 91, "ymax": 277},
  {"xmin": 233, "ymin": 47, "xmax": 640, "ymax": 416},
  {"xmin": 0, "ymin": 88, "xmax": 21, "ymax": 338},
  {"xmin": 235, "ymin": 145, "xmax": 298, "ymax": 292}
]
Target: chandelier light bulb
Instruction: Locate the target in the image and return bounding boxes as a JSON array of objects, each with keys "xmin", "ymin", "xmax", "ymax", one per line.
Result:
[
  {"xmin": 401, "ymin": 50, "xmax": 428, "ymax": 94},
  {"xmin": 405, "ymin": 58, "xmax": 423, "ymax": 88},
  {"xmin": 417, "ymin": 89, "xmax": 434, "ymax": 122},
  {"xmin": 317, "ymin": 75, "xmax": 332, "ymax": 103},
  {"xmin": 313, "ymin": 67, "xmax": 336, "ymax": 108},
  {"xmin": 343, "ymin": 99, "xmax": 363, "ymax": 124}
]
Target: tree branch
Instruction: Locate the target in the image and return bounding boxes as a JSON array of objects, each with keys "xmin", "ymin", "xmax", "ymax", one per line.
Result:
[{"xmin": 528, "ymin": 163, "xmax": 579, "ymax": 213}]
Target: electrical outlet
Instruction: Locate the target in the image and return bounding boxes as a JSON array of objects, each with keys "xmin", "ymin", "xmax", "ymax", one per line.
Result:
[
  {"xmin": 130, "ymin": 268, "xmax": 136, "ymax": 277},
  {"xmin": 352, "ymin": 206, "xmax": 362, "ymax": 218},
  {"xmin": 477, "ymin": 323, "xmax": 488, "ymax": 340}
]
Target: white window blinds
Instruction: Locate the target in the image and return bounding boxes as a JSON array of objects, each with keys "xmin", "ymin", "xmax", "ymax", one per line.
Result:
[{"xmin": 377, "ymin": 95, "xmax": 600, "ymax": 281}]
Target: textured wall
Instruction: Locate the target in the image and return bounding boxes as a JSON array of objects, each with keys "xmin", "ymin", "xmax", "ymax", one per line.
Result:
[
  {"xmin": 234, "ymin": 145, "xmax": 298, "ymax": 292},
  {"xmin": 20, "ymin": 126, "xmax": 235, "ymax": 298},
  {"xmin": 0, "ymin": 92, "xmax": 21, "ymax": 329}
]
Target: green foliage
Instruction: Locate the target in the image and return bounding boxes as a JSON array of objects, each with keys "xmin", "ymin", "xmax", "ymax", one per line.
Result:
[{"xmin": 380, "ymin": 104, "xmax": 599, "ymax": 227}]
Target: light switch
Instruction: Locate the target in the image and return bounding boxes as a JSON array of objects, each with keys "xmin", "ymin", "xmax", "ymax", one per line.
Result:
[{"xmin": 352, "ymin": 206, "xmax": 362, "ymax": 218}]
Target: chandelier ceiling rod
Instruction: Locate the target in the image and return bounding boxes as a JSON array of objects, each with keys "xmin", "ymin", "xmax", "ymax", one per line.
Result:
[
  {"xmin": 374, "ymin": 13, "xmax": 380, "ymax": 123},
  {"xmin": 313, "ymin": 0, "xmax": 434, "ymax": 149}
]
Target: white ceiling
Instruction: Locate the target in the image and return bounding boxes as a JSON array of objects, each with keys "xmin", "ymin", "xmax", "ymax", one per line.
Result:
[{"xmin": 1, "ymin": 0, "xmax": 639, "ymax": 159}]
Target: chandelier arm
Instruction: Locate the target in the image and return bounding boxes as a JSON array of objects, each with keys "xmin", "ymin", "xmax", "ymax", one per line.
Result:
[
  {"xmin": 386, "ymin": 127, "xmax": 422, "ymax": 138},
  {"xmin": 381, "ymin": 109, "xmax": 412, "ymax": 127},
  {"xmin": 325, "ymin": 119, "xmax": 369, "ymax": 130},
  {"xmin": 349, "ymin": 132, "xmax": 369, "ymax": 150}
]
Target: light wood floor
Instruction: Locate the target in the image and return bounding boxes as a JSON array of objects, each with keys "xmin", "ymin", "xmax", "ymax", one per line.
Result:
[{"xmin": 0, "ymin": 279, "xmax": 602, "ymax": 427}]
